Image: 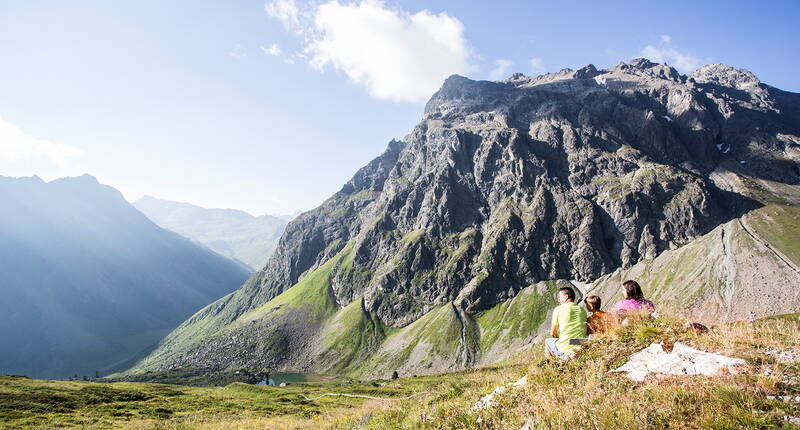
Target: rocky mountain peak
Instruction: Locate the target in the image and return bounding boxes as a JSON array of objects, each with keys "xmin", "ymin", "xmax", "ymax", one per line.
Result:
[
  {"xmin": 129, "ymin": 59, "xmax": 800, "ymax": 379},
  {"xmin": 608, "ymin": 58, "xmax": 684, "ymax": 83},
  {"xmin": 690, "ymin": 63, "xmax": 761, "ymax": 90}
]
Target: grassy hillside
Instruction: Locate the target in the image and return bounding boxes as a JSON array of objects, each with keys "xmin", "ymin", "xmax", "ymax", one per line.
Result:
[
  {"xmin": 125, "ymin": 254, "xmax": 570, "ymax": 380},
  {"xmin": 5, "ymin": 314, "xmax": 799, "ymax": 429}
]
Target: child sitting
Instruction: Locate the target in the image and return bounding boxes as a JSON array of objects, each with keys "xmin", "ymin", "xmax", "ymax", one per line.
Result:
[{"xmin": 585, "ymin": 295, "xmax": 616, "ymax": 335}]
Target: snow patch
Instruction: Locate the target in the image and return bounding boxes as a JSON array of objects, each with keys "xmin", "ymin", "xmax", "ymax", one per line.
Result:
[
  {"xmin": 594, "ymin": 76, "xmax": 606, "ymax": 86},
  {"xmin": 663, "ymin": 115, "xmax": 672, "ymax": 122}
]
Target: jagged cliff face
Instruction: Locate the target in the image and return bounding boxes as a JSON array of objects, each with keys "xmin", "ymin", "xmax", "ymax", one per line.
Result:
[{"xmin": 128, "ymin": 59, "xmax": 800, "ymax": 378}]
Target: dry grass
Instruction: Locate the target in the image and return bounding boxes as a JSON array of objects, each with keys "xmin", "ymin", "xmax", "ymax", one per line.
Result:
[
  {"xmin": 4, "ymin": 315, "xmax": 798, "ymax": 429},
  {"xmin": 319, "ymin": 314, "xmax": 800, "ymax": 429}
]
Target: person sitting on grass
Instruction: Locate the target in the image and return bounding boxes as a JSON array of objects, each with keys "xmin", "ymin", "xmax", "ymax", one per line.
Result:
[
  {"xmin": 545, "ymin": 286, "xmax": 587, "ymax": 359},
  {"xmin": 585, "ymin": 295, "xmax": 616, "ymax": 335},
  {"xmin": 615, "ymin": 280, "xmax": 655, "ymax": 326}
]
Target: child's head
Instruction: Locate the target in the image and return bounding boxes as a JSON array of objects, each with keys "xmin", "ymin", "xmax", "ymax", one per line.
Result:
[{"xmin": 585, "ymin": 295, "xmax": 602, "ymax": 312}]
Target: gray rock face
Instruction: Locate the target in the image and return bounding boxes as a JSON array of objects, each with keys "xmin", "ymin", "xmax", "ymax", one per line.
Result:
[{"xmin": 130, "ymin": 59, "xmax": 800, "ymax": 374}]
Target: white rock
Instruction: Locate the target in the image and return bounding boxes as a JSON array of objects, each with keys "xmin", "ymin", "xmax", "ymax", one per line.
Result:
[
  {"xmin": 471, "ymin": 386, "xmax": 507, "ymax": 411},
  {"xmin": 764, "ymin": 347, "xmax": 799, "ymax": 364},
  {"xmin": 610, "ymin": 342, "xmax": 747, "ymax": 382},
  {"xmin": 509, "ymin": 375, "xmax": 527, "ymax": 387},
  {"xmin": 470, "ymin": 375, "xmax": 528, "ymax": 411}
]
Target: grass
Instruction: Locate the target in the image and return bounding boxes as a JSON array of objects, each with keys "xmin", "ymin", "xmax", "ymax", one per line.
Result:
[
  {"xmin": 7, "ymin": 314, "xmax": 798, "ymax": 429},
  {"xmin": 237, "ymin": 242, "xmax": 354, "ymax": 325},
  {"xmin": 0, "ymin": 375, "xmax": 420, "ymax": 429},
  {"xmin": 327, "ymin": 314, "xmax": 800, "ymax": 429},
  {"xmin": 745, "ymin": 204, "xmax": 800, "ymax": 267},
  {"xmin": 318, "ymin": 299, "xmax": 387, "ymax": 374},
  {"xmin": 476, "ymin": 280, "xmax": 561, "ymax": 351}
]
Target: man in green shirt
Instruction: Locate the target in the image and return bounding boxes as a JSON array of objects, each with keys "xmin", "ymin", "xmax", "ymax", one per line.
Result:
[{"xmin": 545, "ymin": 286, "xmax": 588, "ymax": 358}]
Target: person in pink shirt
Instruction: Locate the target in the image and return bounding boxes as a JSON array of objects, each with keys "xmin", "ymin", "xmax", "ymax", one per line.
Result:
[{"xmin": 615, "ymin": 280, "xmax": 655, "ymax": 325}]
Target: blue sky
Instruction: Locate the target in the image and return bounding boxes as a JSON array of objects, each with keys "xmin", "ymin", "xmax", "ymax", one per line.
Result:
[{"xmin": 0, "ymin": 0, "xmax": 798, "ymax": 215}]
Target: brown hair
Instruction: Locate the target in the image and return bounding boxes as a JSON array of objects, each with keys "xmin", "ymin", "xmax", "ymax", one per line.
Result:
[
  {"xmin": 585, "ymin": 295, "xmax": 602, "ymax": 312},
  {"xmin": 622, "ymin": 280, "xmax": 645, "ymax": 301},
  {"xmin": 558, "ymin": 286, "xmax": 576, "ymax": 302}
]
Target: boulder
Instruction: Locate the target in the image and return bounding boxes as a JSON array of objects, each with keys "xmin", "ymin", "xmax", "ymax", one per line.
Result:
[{"xmin": 611, "ymin": 342, "xmax": 746, "ymax": 382}]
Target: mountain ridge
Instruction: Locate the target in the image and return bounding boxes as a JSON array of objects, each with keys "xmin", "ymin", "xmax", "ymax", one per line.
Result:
[
  {"xmin": 0, "ymin": 174, "xmax": 250, "ymax": 378},
  {"xmin": 126, "ymin": 59, "xmax": 800, "ymax": 379},
  {"xmin": 134, "ymin": 196, "xmax": 289, "ymax": 271}
]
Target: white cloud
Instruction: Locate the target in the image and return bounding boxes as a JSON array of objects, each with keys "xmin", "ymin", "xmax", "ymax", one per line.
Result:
[
  {"xmin": 489, "ymin": 59, "xmax": 513, "ymax": 80},
  {"xmin": 0, "ymin": 118, "xmax": 82, "ymax": 166},
  {"xmin": 228, "ymin": 44, "xmax": 245, "ymax": 58},
  {"xmin": 261, "ymin": 43, "xmax": 282, "ymax": 56},
  {"xmin": 265, "ymin": 0, "xmax": 474, "ymax": 103},
  {"xmin": 640, "ymin": 36, "xmax": 705, "ymax": 72},
  {"xmin": 529, "ymin": 57, "xmax": 546, "ymax": 75},
  {"xmin": 265, "ymin": 0, "xmax": 302, "ymax": 32}
]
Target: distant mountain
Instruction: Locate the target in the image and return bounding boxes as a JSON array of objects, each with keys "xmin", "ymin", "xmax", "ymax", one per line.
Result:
[
  {"xmin": 271, "ymin": 211, "xmax": 303, "ymax": 222},
  {"xmin": 0, "ymin": 175, "xmax": 250, "ymax": 379},
  {"xmin": 134, "ymin": 197, "xmax": 288, "ymax": 271},
  {"xmin": 127, "ymin": 60, "xmax": 800, "ymax": 380}
]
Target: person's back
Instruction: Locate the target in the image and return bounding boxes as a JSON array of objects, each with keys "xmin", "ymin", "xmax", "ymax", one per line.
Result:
[
  {"xmin": 552, "ymin": 302, "xmax": 588, "ymax": 353},
  {"xmin": 587, "ymin": 310, "xmax": 616, "ymax": 335},
  {"xmin": 615, "ymin": 280, "xmax": 656, "ymax": 325},
  {"xmin": 585, "ymin": 295, "xmax": 616, "ymax": 335},
  {"xmin": 614, "ymin": 298, "xmax": 655, "ymax": 314},
  {"xmin": 545, "ymin": 286, "xmax": 588, "ymax": 358}
]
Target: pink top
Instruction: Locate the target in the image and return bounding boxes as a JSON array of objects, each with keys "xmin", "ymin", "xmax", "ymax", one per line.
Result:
[{"xmin": 615, "ymin": 298, "xmax": 655, "ymax": 314}]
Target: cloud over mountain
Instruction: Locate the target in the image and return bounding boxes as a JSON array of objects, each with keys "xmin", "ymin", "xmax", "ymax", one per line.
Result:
[
  {"xmin": 0, "ymin": 118, "xmax": 82, "ymax": 166},
  {"xmin": 266, "ymin": 0, "xmax": 474, "ymax": 102}
]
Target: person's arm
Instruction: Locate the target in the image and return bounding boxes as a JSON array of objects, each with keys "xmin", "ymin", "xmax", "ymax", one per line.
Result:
[
  {"xmin": 586, "ymin": 317, "xmax": 595, "ymax": 335},
  {"xmin": 550, "ymin": 306, "xmax": 559, "ymax": 337}
]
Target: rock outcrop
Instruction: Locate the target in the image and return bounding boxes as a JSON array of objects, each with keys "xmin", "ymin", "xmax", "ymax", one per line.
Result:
[{"xmin": 610, "ymin": 342, "xmax": 747, "ymax": 382}]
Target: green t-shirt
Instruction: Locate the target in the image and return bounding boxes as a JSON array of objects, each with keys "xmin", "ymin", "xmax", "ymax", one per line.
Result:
[{"xmin": 551, "ymin": 302, "xmax": 588, "ymax": 353}]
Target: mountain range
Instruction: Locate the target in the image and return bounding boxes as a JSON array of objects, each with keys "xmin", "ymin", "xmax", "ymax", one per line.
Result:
[
  {"xmin": 134, "ymin": 196, "xmax": 290, "ymax": 271},
  {"xmin": 0, "ymin": 175, "xmax": 250, "ymax": 378},
  {"xmin": 119, "ymin": 59, "xmax": 800, "ymax": 379}
]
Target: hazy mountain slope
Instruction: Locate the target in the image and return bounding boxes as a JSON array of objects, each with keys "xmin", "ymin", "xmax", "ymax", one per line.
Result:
[
  {"xmin": 128, "ymin": 59, "xmax": 800, "ymax": 378},
  {"xmin": 134, "ymin": 196, "xmax": 288, "ymax": 271},
  {"xmin": 0, "ymin": 175, "xmax": 250, "ymax": 378}
]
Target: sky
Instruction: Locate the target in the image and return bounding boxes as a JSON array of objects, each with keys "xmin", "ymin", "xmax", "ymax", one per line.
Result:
[{"xmin": 0, "ymin": 0, "xmax": 798, "ymax": 215}]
